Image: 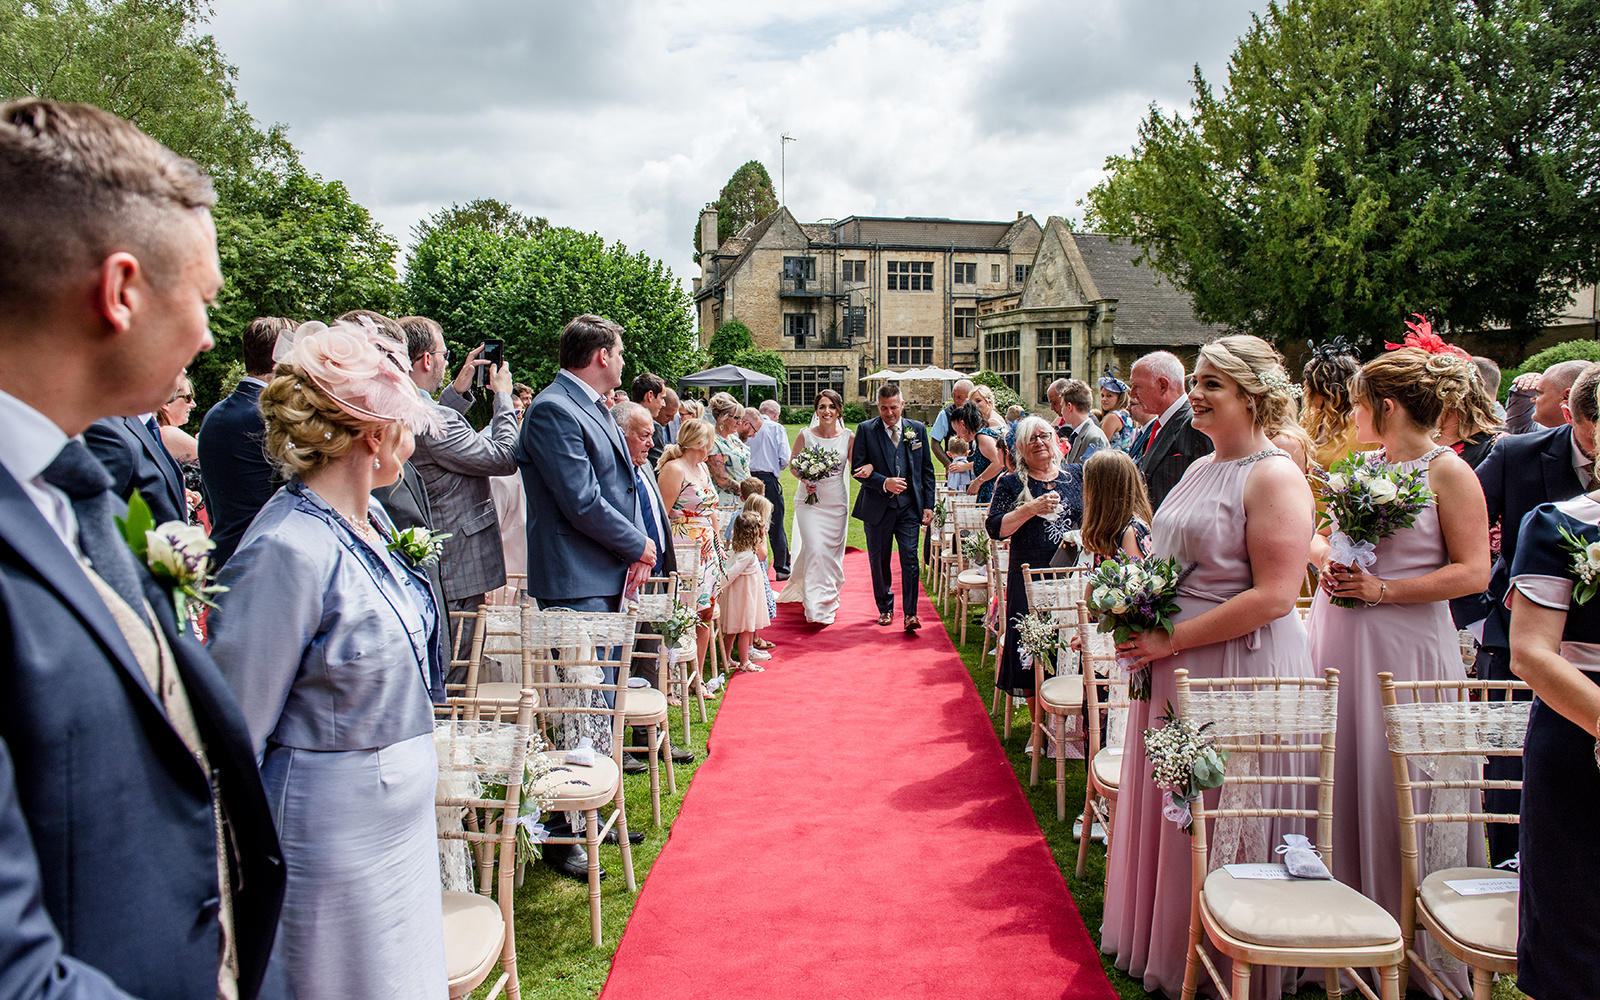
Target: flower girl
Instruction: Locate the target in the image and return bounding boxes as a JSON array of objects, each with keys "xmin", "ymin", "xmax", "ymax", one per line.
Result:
[{"xmin": 721, "ymin": 511, "xmax": 774, "ymax": 673}]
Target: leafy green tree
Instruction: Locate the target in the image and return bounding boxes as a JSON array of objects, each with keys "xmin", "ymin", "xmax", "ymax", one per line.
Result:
[
  {"xmin": 411, "ymin": 198, "xmax": 548, "ymax": 246},
  {"xmin": 405, "ymin": 224, "xmax": 696, "ymax": 392},
  {"xmin": 0, "ymin": 0, "xmax": 407, "ymax": 411},
  {"xmin": 708, "ymin": 319, "xmax": 754, "ymax": 366},
  {"xmin": 1083, "ymin": 0, "xmax": 1600, "ymax": 355},
  {"xmin": 690, "ymin": 160, "xmax": 778, "ymax": 258},
  {"xmin": 727, "ymin": 348, "xmax": 786, "ymax": 403}
]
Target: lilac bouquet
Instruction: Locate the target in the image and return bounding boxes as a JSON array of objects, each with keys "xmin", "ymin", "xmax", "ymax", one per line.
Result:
[
  {"xmin": 1314, "ymin": 452, "xmax": 1434, "ymax": 608},
  {"xmin": 790, "ymin": 443, "xmax": 842, "ymax": 504},
  {"xmin": 1086, "ymin": 554, "xmax": 1193, "ymax": 701}
]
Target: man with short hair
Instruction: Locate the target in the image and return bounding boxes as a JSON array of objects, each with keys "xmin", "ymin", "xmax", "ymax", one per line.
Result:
[
  {"xmin": 930, "ymin": 378, "xmax": 973, "ymax": 467},
  {"xmin": 749, "ymin": 398, "xmax": 792, "ymax": 578},
  {"xmin": 650, "ymin": 387, "xmax": 680, "ymax": 467},
  {"xmin": 630, "ymin": 372, "xmax": 666, "ymax": 417},
  {"xmin": 1470, "ymin": 361, "xmax": 1600, "ymax": 864},
  {"xmin": 0, "ymin": 98, "xmax": 284, "ymax": 999},
  {"xmin": 1505, "ymin": 358, "xmax": 1591, "ymax": 434},
  {"xmin": 851, "ymin": 383, "xmax": 936, "ymax": 631},
  {"xmin": 512, "ymin": 382, "xmax": 533, "ymax": 419},
  {"xmin": 199, "ymin": 315, "xmax": 290, "ymax": 571},
  {"xmin": 1129, "ymin": 351, "xmax": 1213, "ymax": 509},
  {"xmin": 1053, "ymin": 378, "xmax": 1108, "ymax": 465},
  {"xmin": 400, "ymin": 315, "xmax": 519, "ymax": 628},
  {"xmin": 519, "ymin": 315, "xmax": 654, "ymax": 879}
]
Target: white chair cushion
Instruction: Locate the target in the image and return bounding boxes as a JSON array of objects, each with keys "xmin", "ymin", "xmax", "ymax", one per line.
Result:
[
  {"xmin": 1091, "ymin": 747, "xmax": 1122, "ymax": 791},
  {"xmin": 622, "ymin": 686, "xmax": 668, "ymax": 723},
  {"xmin": 442, "ymin": 890, "xmax": 504, "ymax": 987},
  {"xmin": 957, "ymin": 569, "xmax": 989, "ymax": 589},
  {"xmin": 530, "ymin": 751, "xmax": 620, "ymax": 809},
  {"xmin": 1040, "ymin": 673, "xmax": 1083, "ymax": 710},
  {"xmin": 1417, "ymin": 867, "xmax": 1518, "ymax": 958},
  {"xmin": 1203, "ymin": 868, "xmax": 1402, "ymax": 948},
  {"xmin": 475, "ymin": 681, "xmax": 536, "ymax": 705}
]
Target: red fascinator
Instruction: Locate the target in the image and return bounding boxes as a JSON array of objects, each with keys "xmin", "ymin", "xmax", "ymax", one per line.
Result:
[{"xmin": 1385, "ymin": 314, "xmax": 1469, "ymax": 359}]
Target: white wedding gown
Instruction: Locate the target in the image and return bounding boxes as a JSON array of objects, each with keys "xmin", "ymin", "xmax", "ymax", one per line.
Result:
[{"xmin": 777, "ymin": 428, "xmax": 850, "ymax": 624}]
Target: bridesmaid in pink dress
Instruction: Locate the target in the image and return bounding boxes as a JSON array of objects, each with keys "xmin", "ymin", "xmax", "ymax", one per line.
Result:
[
  {"xmin": 1308, "ymin": 346, "xmax": 1490, "ymax": 997},
  {"xmin": 1103, "ymin": 336, "xmax": 1316, "ymax": 1000}
]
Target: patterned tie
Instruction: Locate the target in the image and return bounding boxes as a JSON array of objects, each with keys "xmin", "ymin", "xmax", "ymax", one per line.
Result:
[{"xmin": 41, "ymin": 439, "xmax": 149, "ymax": 615}]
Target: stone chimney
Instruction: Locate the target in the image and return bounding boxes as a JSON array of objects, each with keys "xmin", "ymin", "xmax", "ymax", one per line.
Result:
[
  {"xmin": 699, "ymin": 204, "xmax": 719, "ymax": 255},
  {"xmin": 1017, "ymin": 210, "xmax": 1024, "ymax": 220}
]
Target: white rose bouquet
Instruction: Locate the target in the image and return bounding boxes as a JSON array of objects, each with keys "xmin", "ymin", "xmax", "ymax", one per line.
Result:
[
  {"xmin": 1085, "ymin": 553, "xmax": 1193, "ymax": 701},
  {"xmin": 1143, "ymin": 701, "xmax": 1228, "ymax": 834},
  {"xmin": 115, "ymin": 492, "xmax": 227, "ymax": 629},
  {"xmin": 790, "ymin": 443, "xmax": 843, "ymax": 504},
  {"xmin": 1313, "ymin": 452, "xmax": 1434, "ymax": 608}
]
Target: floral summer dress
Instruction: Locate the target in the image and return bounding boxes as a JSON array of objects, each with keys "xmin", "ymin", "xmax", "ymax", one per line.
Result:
[{"xmin": 669, "ymin": 471, "xmax": 725, "ymax": 612}]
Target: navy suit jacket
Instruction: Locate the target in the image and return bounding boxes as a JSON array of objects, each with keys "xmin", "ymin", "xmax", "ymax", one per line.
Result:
[
  {"xmin": 197, "ymin": 380, "xmax": 278, "ymax": 571},
  {"xmin": 517, "ymin": 374, "xmax": 648, "ymax": 604},
  {"xmin": 850, "ymin": 418, "xmax": 936, "ymax": 525},
  {"xmin": 1477, "ymin": 423, "xmax": 1585, "ymax": 647},
  {"xmin": 84, "ymin": 415, "xmax": 187, "ymax": 525},
  {"xmin": 0, "ymin": 465, "xmax": 284, "ymax": 998}
]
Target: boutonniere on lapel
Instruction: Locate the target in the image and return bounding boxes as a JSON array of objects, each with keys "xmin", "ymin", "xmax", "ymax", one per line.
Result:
[
  {"xmin": 903, "ymin": 427, "xmax": 921, "ymax": 449},
  {"xmin": 115, "ymin": 492, "xmax": 226, "ymax": 628},
  {"xmin": 389, "ymin": 526, "xmax": 452, "ymax": 567}
]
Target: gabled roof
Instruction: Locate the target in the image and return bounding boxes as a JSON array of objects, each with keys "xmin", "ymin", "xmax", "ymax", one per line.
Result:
[
  {"xmin": 1073, "ymin": 234, "xmax": 1223, "ymax": 346},
  {"xmin": 826, "ymin": 215, "xmax": 1027, "ymax": 249}
]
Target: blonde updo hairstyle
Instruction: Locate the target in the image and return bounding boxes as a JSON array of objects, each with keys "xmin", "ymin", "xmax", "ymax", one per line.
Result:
[
  {"xmin": 259, "ymin": 365, "xmax": 391, "ymax": 478},
  {"xmin": 1196, "ymin": 334, "xmax": 1298, "ymax": 433},
  {"xmin": 657, "ymin": 417, "xmax": 717, "ymax": 472},
  {"xmin": 1350, "ymin": 347, "xmax": 1477, "ymax": 434},
  {"xmin": 709, "ymin": 392, "xmax": 742, "ymax": 429}
]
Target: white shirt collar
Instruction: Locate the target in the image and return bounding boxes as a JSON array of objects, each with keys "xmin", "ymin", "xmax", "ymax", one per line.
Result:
[
  {"xmin": 558, "ymin": 368, "xmax": 605, "ymax": 406},
  {"xmin": 1063, "ymin": 410, "xmax": 1092, "ymax": 432},
  {"xmin": 240, "ymin": 376, "xmax": 268, "ymax": 390},
  {"xmin": 1571, "ymin": 426, "xmax": 1593, "ymax": 478},
  {"xmin": 0, "ymin": 388, "xmax": 69, "ymax": 485},
  {"xmin": 1157, "ymin": 395, "xmax": 1187, "ymax": 427}
]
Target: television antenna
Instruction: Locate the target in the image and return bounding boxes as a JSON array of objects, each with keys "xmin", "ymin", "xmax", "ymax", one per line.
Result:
[{"xmin": 780, "ymin": 133, "xmax": 797, "ymax": 207}]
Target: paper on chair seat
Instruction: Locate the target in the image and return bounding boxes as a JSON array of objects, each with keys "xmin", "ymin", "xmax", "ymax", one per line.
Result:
[
  {"xmin": 1444, "ymin": 877, "xmax": 1519, "ymax": 896},
  {"xmin": 1222, "ymin": 863, "xmax": 1294, "ymax": 880}
]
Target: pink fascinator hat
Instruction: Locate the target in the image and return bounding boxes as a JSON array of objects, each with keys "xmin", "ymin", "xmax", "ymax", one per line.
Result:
[{"xmin": 272, "ymin": 318, "xmax": 443, "ymax": 436}]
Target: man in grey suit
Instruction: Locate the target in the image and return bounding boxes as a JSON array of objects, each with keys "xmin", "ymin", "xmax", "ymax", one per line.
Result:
[
  {"xmin": 518, "ymin": 314, "xmax": 655, "ymax": 877},
  {"xmin": 399, "ymin": 315, "xmax": 519, "ymax": 628},
  {"xmin": 1049, "ymin": 378, "xmax": 1108, "ymax": 465},
  {"xmin": 1130, "ymin": 350, "xmax": 1213, "ymax": 509}
]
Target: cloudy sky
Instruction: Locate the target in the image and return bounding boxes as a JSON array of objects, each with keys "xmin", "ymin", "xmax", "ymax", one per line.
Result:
[{"xmin": 208, "ymin": 0, "xmax": 1264, "ymax": 290}]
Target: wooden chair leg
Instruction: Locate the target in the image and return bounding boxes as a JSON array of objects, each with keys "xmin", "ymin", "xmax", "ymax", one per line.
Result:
[
  {"xmin": 617, "ymin": 803, "xmax": 637, "ymax": 893},
  {"xmin": 1028, "ymin": 713, "xmax": 1042, "ymax": 786},
  {"xmin": 958, "ymin": 592, "xmax": 969, "ymax": 645},
  {"xmin": 1325, "ymin": 967, "xmax": 1343, "ymax": 1000},
  {"xmin": 1230, "ymin": 957, "xmax": 1252, "ymax": 1000},
  {"xmin": 1054, "ymin": 713, "xmax": 1068, "ymax": 821},
  {"xmin": 1073, "ymin": 778, "xmax": 1093, "ymax": 877},
  {"xmin": 645, "ymin": 726, "xmax": 662, "ymax": 827},
  {"xmin": 1001, "ymin": 692, "xmax": 1012, "ymax": 739},
  {"xmin": 585, "ymin": 810, "xmax": 603, "ymax": 947},
  {"xmin": 661, "ymin": 724, "xmax": 678, "ymax": 797},
  {"xmin": 1180, "ymin": 920, "xmax": 1203, "ymax": 1000},
  {"xmin": 1378, "ymin": 965, "xmax": 1400, "ymax": 1000},
  {"xmin": 1471, "ymin": 967, "xmax": 1492, "ymax": 1000}
]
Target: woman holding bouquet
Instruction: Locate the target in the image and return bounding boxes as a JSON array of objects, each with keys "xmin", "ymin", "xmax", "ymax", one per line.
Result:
[
  {"xmin": 1306, "ymin": 345, "xmax": 1490, "ymax": 996},
  {"xmin": 1101, "ymin": 335, "xmax": 1314, "ymax": 1000},
  {"xmin": 778, "ymin": 390, "xmax": 853, "ymax": 624},
  {"xmin": 985, "ymin": 416, "xmax": 1083, "ymax": 713}
]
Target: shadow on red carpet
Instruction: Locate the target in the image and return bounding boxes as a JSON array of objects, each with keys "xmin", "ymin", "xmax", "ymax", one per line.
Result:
[{"xmin": 600, "ymin": 550, "xmax": 1117, "ymax": 999}]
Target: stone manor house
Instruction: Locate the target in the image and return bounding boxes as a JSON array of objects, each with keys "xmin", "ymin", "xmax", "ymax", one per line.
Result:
[{"xmin": 691, "ymin": 206, "xmax": 1220, "ymax": 408}]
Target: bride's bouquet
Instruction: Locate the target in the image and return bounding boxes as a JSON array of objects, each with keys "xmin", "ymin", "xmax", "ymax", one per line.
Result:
[
  {"xmin": 1314, "ymin": 452, "xmax": 1434, "ymax": 608},
  {"xmin": 790, "ymin": 443, "xmax": 842, "ymax": 504},
  {"xmin": 1086, "ymin": 554, "xmax": 1192, "ymax": 701}
]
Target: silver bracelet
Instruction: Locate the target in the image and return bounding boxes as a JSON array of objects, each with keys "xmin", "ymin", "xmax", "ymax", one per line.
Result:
[{"xmin": 1364, "ymin": 580, "xmax": 1386, "ymax": 608}]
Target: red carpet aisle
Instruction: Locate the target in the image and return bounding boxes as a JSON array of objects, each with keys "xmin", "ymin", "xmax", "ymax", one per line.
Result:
[{"xmin": 601, "ymin": 551, "xmax": 1116, "ymax": 1000}]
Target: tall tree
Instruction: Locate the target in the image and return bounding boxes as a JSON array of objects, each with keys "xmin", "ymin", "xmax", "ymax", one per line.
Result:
[
  {"xmin": 411, "ymin": 198, "xmax": 548, "ymax": 246},
  {"xmin": 406, "ymin": 223, "xmax": 697, "ymax": 392},
  {"xmin": 690, "ymin": 159, "xmax": 779, "ymax": 258},
  {"xmin": 0, "ymin": 0, "xmax": 406, "ymax": 409},
  {"xmin": 1083, "ymin": 0, "xmax": 1600, "ymax": 354}
]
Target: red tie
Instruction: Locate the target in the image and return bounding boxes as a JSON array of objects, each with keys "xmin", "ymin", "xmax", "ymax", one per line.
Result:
[{"xmin": 1141, "ymin": 419, "xmax": 1161, "ymax": 456}]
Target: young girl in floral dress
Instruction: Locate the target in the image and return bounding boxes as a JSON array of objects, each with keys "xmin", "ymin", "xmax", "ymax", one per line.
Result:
[{"xmin": 720, "ymin": 512, "xmax": 773, "ymax": 673}]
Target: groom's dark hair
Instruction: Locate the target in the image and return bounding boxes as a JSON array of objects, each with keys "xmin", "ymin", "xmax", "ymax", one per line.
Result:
[{"xmin": 877, "ymin": 382, "xmax": 901, "ymax": 400}]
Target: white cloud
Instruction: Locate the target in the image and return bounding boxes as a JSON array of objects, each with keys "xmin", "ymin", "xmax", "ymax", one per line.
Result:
[{"xmin": 207, "ymin": 0, "xmax": 1262, "ymax": 297}]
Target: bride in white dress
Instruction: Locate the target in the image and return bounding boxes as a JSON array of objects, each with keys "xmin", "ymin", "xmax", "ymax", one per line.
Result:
[{"xmin": 778, "ymin": 390, "xmax": 854, "ymax": 624}]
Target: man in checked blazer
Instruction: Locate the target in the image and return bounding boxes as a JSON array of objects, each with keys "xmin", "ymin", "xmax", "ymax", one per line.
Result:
[
  {"xmin": 398, "ymin": 315, "xmax": 519, "ymax": 629},
  {"xmin": 1130, "ymin": 350, "xmax": 1213, "ymax": 510}
]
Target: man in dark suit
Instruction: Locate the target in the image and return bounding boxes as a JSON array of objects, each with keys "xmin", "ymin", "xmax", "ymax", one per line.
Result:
[
  {"xmin": 649, "ymin": 387, "xmax": 679, "ymax": 469},
  {"xmin": 1472, "ymin": 363, "xmax": 1599, "ymax": 864},
  {"xmin": 851, "ymin": 382, "xmax": 936, "ymax": 632},
  {"xmin": 1050, "ymin": 378, "xmax": 1109, "ymax": 465},
  {"xmin": 84, "ymin": 411, "xmax": 187, "ymax": 524},
  {"xmin": 1130, "ymin": 351, "xmax": 1213, "ymax": 509},
  {"xmin": 519, "ymin": 314, "xmax": 655, "ymax": 878},
  {"xmin": 0, "ymin": 98, "xmax": 283, "ymax": 998},
  {"xmin": 197, "ymin": 316, "xmax": 288, "ymax": 570}
]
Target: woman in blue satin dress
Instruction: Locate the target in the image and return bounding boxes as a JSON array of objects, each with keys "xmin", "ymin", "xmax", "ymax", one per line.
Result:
[{"xmin": 209, "ymin": 319, "xmax": 448, "ymax": 1000}]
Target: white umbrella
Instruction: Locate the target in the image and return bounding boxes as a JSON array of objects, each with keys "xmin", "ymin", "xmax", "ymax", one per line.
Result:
[{"xmin": 864, "ymin": 368, "xmax": 904, "ymax": 381}]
